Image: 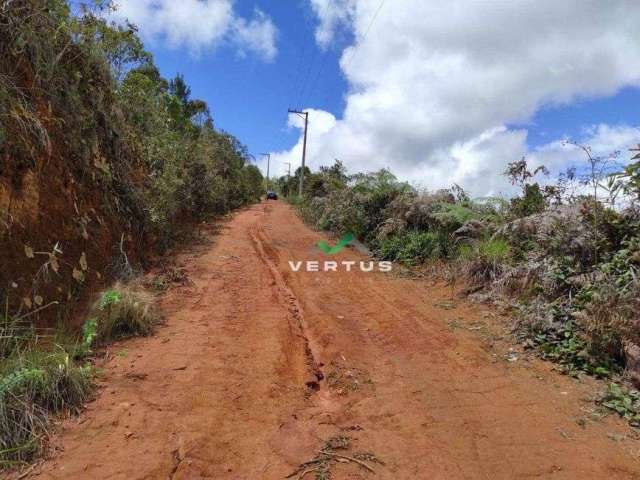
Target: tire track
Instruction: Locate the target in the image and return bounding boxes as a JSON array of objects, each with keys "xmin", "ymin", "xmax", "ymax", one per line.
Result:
[{"xmin": 249, "ymin": 225, "xmax": 326, "ymax": 394}]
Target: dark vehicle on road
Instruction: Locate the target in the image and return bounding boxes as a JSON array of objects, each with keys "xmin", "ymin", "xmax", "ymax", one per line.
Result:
[{"xmin": 266, "ymin": 191, "xmax": 278, "ymax": 200}]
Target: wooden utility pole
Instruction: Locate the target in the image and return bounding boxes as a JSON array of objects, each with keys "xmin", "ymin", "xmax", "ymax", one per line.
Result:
[
  {"xmin": 288, "ymin": 109, "xmax": 309, "ymax": 196},
  {"xmin": 261, "ymin": 153, "xmax": 271, "ymax": 190}
]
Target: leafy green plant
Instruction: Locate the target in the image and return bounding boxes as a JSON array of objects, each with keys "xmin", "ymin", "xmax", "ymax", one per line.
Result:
[
  {"xmin": 431, "ymin": 202, "xmax": 481, "ymax": 231},
  {"xmin": 82, "ymin": 319, "xmax": 98, "ymax": 348},
  {"xmin": 510, "ymin": 183, "xmax": 547, "ymax": 217},
  {"xmin": 99, "ymin": 290, "xmax": 122, "ymax": 311},
  {"xmin": 462, "ymin": 238, "xmax": 511, "ymax": 285},
  {"xmin": 599, "ymin": 383, "xmax": 640, "ymax": 426},
  {"xmin": 377, "ymin": 231, "xmax": 452, "ymax": 264},
  {"xmin": 518, "ymin": 298, "xmax": 618, "ymax": 379}
]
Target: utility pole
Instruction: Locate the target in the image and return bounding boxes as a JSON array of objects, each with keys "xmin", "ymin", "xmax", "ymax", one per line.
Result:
[
  {"xmin": 261, "ymin": 153, "xmax": 271, "ymax": 190},
  {"xmin": 288, "ymin": 109, "xmax": 309, "ymax": 196}
]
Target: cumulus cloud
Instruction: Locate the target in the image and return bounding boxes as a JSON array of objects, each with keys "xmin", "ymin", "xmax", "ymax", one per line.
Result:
[
  {"xmin": 309, "ymin": 0, "xmax": 355, "ymax": 49},
  {"xmin": 111, "ymin": 0, "xmax": 277, "ymax": 60},
  {"xmin": 276, "ymin": 0, "xmax": 640, "ymax": 196},
  {"xmin": 232, "ymin": 9, "xmax": 278, "ymax": 61}
]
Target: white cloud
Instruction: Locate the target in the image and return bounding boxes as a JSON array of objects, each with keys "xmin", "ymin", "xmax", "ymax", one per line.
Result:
[
  {"xmin": 232, "ymin": 9, "xmax": 278, "ymax": 61},
  {"xmin": 111, "ymin": 0, "xmax": 277, "ymax": 60},
  {"xmin": 268, "ymin": 109, "xmax": 338, "ymax": 177},
  {"xmin": 309, "ymin": 0, "xmax": 355, "ymax": 49},
  {"xmin": 275, "ymin": 0, "xmax": 640, "ymax": 196}
]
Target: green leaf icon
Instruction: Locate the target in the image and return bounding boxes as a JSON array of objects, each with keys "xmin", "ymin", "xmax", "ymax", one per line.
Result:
[{"xmin": 317, "ymin": 232, "xmax": 354, "ymax": 255}]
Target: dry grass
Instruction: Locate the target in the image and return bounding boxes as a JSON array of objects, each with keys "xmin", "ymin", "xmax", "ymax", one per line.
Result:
[
  {"xmin": 574, "ymin": 279, "xmax": 638, "ymax": 361},
  {"xmin": 89, "ymin": 282, "xmax": 159, "ymax": 343}
]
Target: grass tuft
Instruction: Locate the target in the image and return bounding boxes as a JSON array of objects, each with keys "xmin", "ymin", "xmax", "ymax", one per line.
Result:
[
  {"xmin": 90, "ymin": 282, "xmax": 159, "ymax": 342},
  {"xmin": 461, "ymin": 238, "xmax": 510, "ymax": 285},
  {"xmin": 0, "ymin": 347, "xmax": 92, "ymax": 466}
]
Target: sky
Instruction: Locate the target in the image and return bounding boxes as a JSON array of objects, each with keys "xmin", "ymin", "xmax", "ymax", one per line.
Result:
[{"xmin": 109, "ymin": 0, "xmax": 640, "ymax": 197}]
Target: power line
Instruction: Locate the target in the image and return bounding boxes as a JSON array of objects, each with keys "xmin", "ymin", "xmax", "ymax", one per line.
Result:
[
  {"xmin": 288, "ymin": 109, "xmax": 309, "ymax": 196},
  {"xmin": 341, "ymin": 0, "xmax": 386, "ymax": 71},
  {"xmin": 315, "ymin": 0, "xmax": 386, "ymax": 110},
  {"xmin": 277, "ymin": 1, "xmax": 387, "ymax": 175},
  {"xmin": 296, "ymin": 47, "xmax": 319, "ymax": 108},
  {"xmin": 302, "ymin": 50, "xmax": 329, "ymax": 110}
]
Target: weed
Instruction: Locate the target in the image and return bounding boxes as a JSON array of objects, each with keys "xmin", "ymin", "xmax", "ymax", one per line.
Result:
[
  {"xmin": 599, "ymin": 383, "xmax": 640, "ymax": 426},
  {"xmin": 463, "ymin": 238, "xmax": 510, "ymax": 285},
  {"xmin": 0, "ymin": 347, "xmax": 92, "ymax": 466},
  {"xmin": 99, "ymin": 290, "xmax": 122, "ymax": 311},
  {"xmin": 90, "ymin": 283, "xmax": 159, "ymax": 342},
  {"xmin": 377, "ymin": 231, "xmax": 451, "ymax": 264},
  {"xmin": 524, "ymin": 312, "xmax": 616, "ymax": 379},
  {"xmin": 69, "ymin": 318, "xmax": 99, "ymax": 360}
]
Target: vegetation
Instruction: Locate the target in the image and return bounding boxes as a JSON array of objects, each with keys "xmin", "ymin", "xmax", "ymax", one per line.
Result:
[
  {"xmin": 89, "ymin": 283, "xmax": 158, "ymax": 342},
  {"xmin": 0, "ymin": 311, "xmax": 93, "ymax": 466},
  {"xmin": 0, "ymin": 0, "xmax": 262, "ymax": 468},
  {"xmin": 0, "ymin": 279, "xmax": 157, "ymax": 466},
  {"xmin": 1, "ymin": 0, "xmax": 263, "ymax": 321},
  {"xmin": 282, "ymin": 150, "xmax": 640, "ymax": 403}
]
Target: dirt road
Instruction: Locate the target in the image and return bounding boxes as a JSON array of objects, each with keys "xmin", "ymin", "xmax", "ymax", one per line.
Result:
[{"xmin": 31, "ymin": 201, "xmax": 640, "ymax": 479}]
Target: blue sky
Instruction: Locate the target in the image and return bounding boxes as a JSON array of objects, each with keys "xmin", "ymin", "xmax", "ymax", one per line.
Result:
[
  {"xmin": 109, "ymin": 0, "xmax": 640, "ymax": 195},
  {"xmin": 149, "ymin": 1, "xmax": 348, "ymax": 161},
  {"xmin": 515, "ymin": 87, "xmax": 640, "ymax": 147}
]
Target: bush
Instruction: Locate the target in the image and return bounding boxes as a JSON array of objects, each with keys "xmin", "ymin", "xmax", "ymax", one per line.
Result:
[
  {"xmin": 88, "ymin": 283, "xmax": 158, "ymax": 342},
  {"xmin": 0, "ymin": 280, "xmax": 158, "ymax": 468},
  {"xmin": 377, "ymin": 231, "xmax": 452, "ymax": 264},
  {"xmin": 431, "ymin": 202, "xmax": 482, "ymax": 232},
  {"xmin": 572, "ymin": 238, "xmax": 640, "ymax": 361},
  {"xmin": 0, "ymin": 348, "xmax": 92, "ymax": 466},
  {"xmin": 462, "ymin": 238, "xmax": 511, "ymax": 284},
  {"xmin": 575, "ymin": 281, "xmax": 636, "ymax": 363},
  {"xmin": 510, "ymin": 183, "xmax": 547, "ymax": 217}
]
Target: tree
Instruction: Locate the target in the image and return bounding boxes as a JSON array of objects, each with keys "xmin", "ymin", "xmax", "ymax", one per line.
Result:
[
  {"xmin": 623, "ymin": 144, "xmax": 640, "ymax": 201},
  {"xmin": 564, "ymin": 141, "xmax": 621, "ymax": 264},
  {"xmin": 504, "ymin": 158, "xmax": 550, "ymax": 217},
  {"xmin": 168, "ymin": 74, "xmax": 210, "ymax": 130},
  {"xmin": 72, "ymin": 2, "xmax": 152, "ymax": 83}
]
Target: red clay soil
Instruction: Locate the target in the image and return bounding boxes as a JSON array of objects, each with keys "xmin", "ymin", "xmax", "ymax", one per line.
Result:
[{"xmin": 23, "ymin": 201, "xmax": 640, "ymax": 479}]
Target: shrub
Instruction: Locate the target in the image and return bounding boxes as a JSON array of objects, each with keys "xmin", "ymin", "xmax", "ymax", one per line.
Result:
[
  {"xmin": 0, "ymin": 348, "xmax": 92, "ymax": 466},
  {"xmin": 510, "ymin": 183, "xmax": 547, "ymax": 217},
  {"xmin": 431, "ymin": 202, "xmax": 481, "ymax": 232},
  {"xmin": 462, "ymin": 238, "xmax": 511, "ymax": 284},
  {"xmin": 574, "ymin": 281, "xmax": 636, "ymax": 363},
  {"xmin": 572, "ymin": 238, "xmax": 640, "ymax": 361},
  {"xmin": 377, "ymin": 231, "xmax": 452, "ymax": 264},
  {"xmin": 89, "ymin": 283, "xmax": 158, "ymax": 342}
]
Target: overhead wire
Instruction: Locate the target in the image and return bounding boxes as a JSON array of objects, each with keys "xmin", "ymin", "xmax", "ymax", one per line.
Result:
[
  {"xmin": 280, "ymin": 0, "xmax": 387, "ymax": 174},
  {"xmin": 320, "ymin": 0, "xmax": 386, "ymax": 107}
]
